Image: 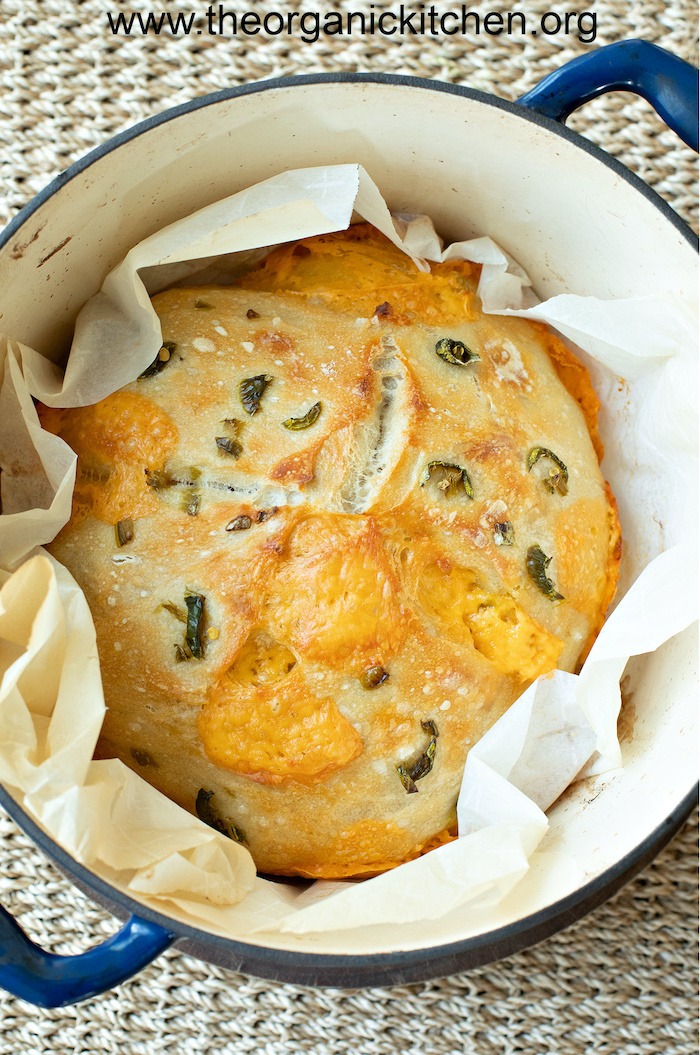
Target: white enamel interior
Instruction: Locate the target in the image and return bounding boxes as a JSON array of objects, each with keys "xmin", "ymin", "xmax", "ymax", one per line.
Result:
[{"xmin": 0, "ymin": 80, "xmax": 696, "ymax": 958}]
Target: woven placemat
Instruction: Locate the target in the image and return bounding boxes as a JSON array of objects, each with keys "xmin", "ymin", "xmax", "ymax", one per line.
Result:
[{"xmin": 0, "ymin": 2, "xmax": 697, "ymax": 1051}]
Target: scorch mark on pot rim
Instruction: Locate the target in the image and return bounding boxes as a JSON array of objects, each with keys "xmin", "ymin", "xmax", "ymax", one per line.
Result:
[{"xmin": 37, "ymin": 237, "xmax": 72, "ymax": 268}]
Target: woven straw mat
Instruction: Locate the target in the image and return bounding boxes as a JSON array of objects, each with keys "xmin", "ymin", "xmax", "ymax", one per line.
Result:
[{"xmin": 0, "ymin": 2, "xmax": 697, "ymax": 1052}]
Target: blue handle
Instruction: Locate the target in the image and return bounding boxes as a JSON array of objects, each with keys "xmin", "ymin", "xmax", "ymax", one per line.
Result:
[
  {"xmin": 518, "ymin": 39, "xmax": 699, "ymax": 151},
  {"xmin": 0, "ymin": 903, "xmax": 175, "ymax": 1007}
]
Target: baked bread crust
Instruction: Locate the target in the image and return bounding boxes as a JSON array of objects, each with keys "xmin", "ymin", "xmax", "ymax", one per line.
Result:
[{"xmin": 42, "ymin": 225, "xmax": 621, "ymax": 877}]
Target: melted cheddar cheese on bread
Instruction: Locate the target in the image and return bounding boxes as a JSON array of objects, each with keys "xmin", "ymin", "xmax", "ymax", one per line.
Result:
[{"xmin": 42, "ymin": 224, "xmax": 621, "ymax": 878}]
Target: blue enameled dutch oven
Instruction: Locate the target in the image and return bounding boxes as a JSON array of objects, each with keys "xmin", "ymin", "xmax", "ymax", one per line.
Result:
[{"xmin": 0, "ymin": 39, "xmax": 697, "ymax": 1007}]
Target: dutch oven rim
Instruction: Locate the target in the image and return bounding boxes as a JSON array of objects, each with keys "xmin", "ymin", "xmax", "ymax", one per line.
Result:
[
  {"xmin": 1, "ymin": 71, "xmax": 698, "ymax": 256},
  {"xmin": 0, "ymin": 781, "xmax": 695, "ymax": 984}
]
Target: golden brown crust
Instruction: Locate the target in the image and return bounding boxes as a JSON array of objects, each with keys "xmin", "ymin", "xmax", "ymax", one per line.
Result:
[
  {"xmin": 537, "ymin": 326, "xmax": 604, "ymax": 462},
  {"xmin": 43, "ymin": 225, "xmax": 620, "ymax": 877}
]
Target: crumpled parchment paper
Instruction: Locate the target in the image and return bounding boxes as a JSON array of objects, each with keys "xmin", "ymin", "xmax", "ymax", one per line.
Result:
[{"xmin": 0, "ymin": 164, "xmax": 696, "ymax": 939}]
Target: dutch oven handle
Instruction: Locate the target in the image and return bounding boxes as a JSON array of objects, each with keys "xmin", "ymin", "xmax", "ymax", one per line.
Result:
[
  {"xmin": 517, "ymin": 39, "xmax": 699, "ymax": 151},
  {"xmin": 0, "ymin": 903, "xmax": 175, "ymax": 1007}
]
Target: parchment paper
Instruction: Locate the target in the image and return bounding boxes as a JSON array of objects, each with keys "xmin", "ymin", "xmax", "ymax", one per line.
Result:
[{"xmin": 0, "ymin": 164, "xmax": 696, "ymax": 939}]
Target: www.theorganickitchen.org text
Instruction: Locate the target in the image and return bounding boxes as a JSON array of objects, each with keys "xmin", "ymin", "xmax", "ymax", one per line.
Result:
[{"xmin": 106, "ymin": 5, "xmax": 599, "ymax": 44}]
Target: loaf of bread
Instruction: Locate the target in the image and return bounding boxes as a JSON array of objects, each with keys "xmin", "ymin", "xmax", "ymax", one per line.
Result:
[{"xmin": 41, "ymin": 224, "xmax": 621, "ymax": 877}]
